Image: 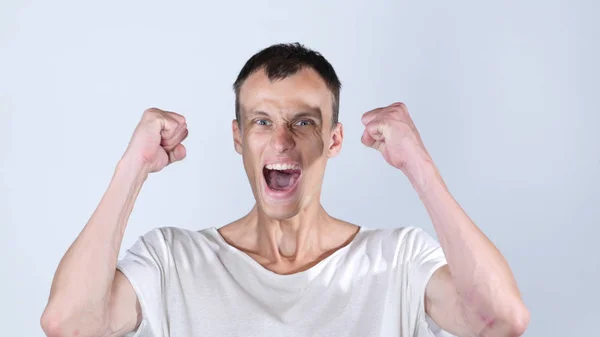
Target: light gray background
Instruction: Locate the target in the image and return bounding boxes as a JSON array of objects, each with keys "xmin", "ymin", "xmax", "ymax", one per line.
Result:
[{"xmin": 1, "ymin": 0, "xmax": 598, "ymax": 336}]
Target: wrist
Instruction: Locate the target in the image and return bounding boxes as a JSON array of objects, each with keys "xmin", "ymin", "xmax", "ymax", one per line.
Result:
[
  {"xmin": 115, "ymin": 154, "xmax": 150, "ymax": 184},
  {"xmin": 405, "ymin": 159, "xmax": 448, "ymax": 197}
]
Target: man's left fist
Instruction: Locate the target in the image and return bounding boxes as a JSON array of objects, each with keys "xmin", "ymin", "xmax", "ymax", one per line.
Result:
[{"xmin": 361, "ymin": 102, "xmax": 432, "ymax": 176}]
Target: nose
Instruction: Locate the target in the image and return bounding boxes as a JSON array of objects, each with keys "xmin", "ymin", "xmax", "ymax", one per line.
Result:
[{"xmin": 270, "ymin": 125, "xmax": 295, "ymax": 153}]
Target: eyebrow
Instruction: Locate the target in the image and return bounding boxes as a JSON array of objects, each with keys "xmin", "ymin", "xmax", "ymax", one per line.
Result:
[
  {"xmin": 246, "ymin": 111, "xmax": 270, "ymax": 118},
  {"xmin": 294, "ymin": 107, "xmax": 322, "ymax": 121},
  {"xmin": 246, "ymin": 107, "xmax": 323, "ymax": 122}
]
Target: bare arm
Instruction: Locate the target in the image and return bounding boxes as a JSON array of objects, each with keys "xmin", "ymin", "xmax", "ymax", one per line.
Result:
[
  {"xmin": 41, "ymin": 108, "xmax": 188, "ymax": 337},
  {"xmin": 40, "ymin": 157, "xmax": 147, "ymax": 337},
  {"xmin": 417, "ymin": 164, "xmax": 529, "ymax": 337},
  {"xmin": 360, "ymin": 102, "xmax": 529, "ymax": 337}
]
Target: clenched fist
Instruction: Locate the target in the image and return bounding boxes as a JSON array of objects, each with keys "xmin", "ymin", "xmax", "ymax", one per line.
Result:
[
  {"xmin": 123, "ymin": 108, "xmax": 189, "ymax": 174},
  {"xmin": 361, "ymin": 102, "xmax": 434, "ymax": 181}
]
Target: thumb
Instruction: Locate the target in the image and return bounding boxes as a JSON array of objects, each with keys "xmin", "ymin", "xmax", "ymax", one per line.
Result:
[
  {"xmin": 168, "ymin": 143, "xmax": 187, "ymax": 164},
  {"xmin": 361, "ymin": 129, "xmax": 377, "ymax": 148},
  {"xmin": 361, "ymin": 119, "xmax": 388, "ymax": 150}
]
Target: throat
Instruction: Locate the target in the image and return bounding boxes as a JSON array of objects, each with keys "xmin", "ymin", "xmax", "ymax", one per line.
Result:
[{"xmin": 278, "ymin": 239, "xmax": 300, "ymax": 258}]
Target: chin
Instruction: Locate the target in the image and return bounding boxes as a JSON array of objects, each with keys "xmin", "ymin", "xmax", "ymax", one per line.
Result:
[{"xmin": 259, "ymin": 203, "xmax": 302, "ymax": 220}]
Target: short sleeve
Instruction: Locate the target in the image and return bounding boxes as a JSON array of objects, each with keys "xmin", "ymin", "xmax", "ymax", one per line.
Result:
[
  {"xmin": 400, "ymin": 227, "xmax": 449, "ymax": 336},
  {"xmin": 116, "ymin": 228, "xmax": 171, "ymax": 337}
]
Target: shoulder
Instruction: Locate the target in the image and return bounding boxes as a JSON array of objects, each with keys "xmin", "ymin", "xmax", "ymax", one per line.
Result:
[
  {"xmin": 134, "ymin": 226, "xmax": 217, "ymax": 242},
  {"xmin": 127, "ymin": 226, "xmax": 224, "ymax": 256},
  {"xmin": 356, "ymin": 226, "xmax": 443, "ymax": 264},
  {"xmin": 357, "ymin": 226, "xmax": 438, "ymax": 247}
]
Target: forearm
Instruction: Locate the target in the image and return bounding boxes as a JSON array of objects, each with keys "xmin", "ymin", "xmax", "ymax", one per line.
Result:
[
  {"xmin": 411, "ymin": 162, "xmax": 528, "ymax": 335},
  {"xmin": 42, "ymin": 156, "xmax": 148, "ymax": 335}
]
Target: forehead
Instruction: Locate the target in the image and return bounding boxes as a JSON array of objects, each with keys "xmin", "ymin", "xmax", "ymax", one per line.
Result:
[{"xmin": 238, "ymin": 67, "xmax": 333, "ymax": 118}]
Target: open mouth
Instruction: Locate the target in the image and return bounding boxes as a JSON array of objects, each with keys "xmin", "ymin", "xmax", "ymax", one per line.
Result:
[{"xmin": 263, "ymin": 163, "xmax": 302, "ymax": 192}]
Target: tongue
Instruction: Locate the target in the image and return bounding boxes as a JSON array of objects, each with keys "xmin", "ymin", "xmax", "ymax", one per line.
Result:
[
  {"xmin": 268, "ymin": 170, "xmax": 295, "ymax": 190},
  {"xmin": 270, "ymin": 171, "xmax": 292, "ymax": 189}
]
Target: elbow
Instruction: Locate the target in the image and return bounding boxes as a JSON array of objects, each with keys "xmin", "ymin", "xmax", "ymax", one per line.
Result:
[
  {"xmin": 40, "ymin": 308, "xmax": 66, "ymax": 337},
  {"xmin": 40, "ymin": 305, "xmax": 107, "ymax": 337},
  {"xmin": 505, "ymin": 303, "xmax": 530, "ymax": 337},
  {"xmin": 483, "ymin": 302, "xmax": 530, "ymax": 337}
]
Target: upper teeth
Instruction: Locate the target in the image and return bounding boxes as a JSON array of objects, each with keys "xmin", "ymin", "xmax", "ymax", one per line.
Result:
[{"xmin": 266, "ymin": 163, "xmax": 300, "ymax": 171}]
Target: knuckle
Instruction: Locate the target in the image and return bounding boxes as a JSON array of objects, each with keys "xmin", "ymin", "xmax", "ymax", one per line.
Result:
[
  {"xmin": 173, "ymin": 112, "xmax": 186, "ymax": 122},
  {"xmin": 383, "ymin": 111, "xmax": 397, "ymax": 120},
  {"xmin": 142, "ymin": 107, "xmax": 163, "ymax": 121},
  {"xmin": 389, "ymin": 102, "xmax": 406, "ymax": 112},
  {"xmin": 144, "ymin": 107, "xmax": 160, "ymax": 115},
  {"xmin": 166, "ymin": 111, "xmax": 186, "ymax": 125}
]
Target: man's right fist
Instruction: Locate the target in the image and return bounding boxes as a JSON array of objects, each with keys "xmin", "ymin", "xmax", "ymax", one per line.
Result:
[{"xmin": 123, "ymin": 108, "xmax": 189, "ymax": 173}]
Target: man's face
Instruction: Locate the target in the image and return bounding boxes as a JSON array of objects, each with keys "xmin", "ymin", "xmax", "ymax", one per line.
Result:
[{"xmin": 233, "ymin": 68, "xmax": 343, "ymax": 219}]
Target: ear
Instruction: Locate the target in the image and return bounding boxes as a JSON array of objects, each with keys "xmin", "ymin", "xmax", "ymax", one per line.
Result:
[
  {"xmin": 327, "ymin": 122, "xmax": 343, "ymax": 158},
  {"xmin": 232, "ymin": 119, "xmax": 243, "ymax": 154}
]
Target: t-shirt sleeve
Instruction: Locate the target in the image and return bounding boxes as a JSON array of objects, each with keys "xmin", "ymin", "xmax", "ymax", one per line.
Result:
[
  {"xmin": 116, "ymin": 228, "xmax": 171, "ymax": 337},
  {"xmin": 399, "ymin": 227, "xmax": 450, "ymax": 336}
]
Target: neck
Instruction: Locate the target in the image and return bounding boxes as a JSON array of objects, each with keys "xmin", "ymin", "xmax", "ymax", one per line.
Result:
[
  {"xmin": 252, "ymin": 201, "xmax": 333, "ymax": 263},
  {"xmin": 218, "ymin": 200, "xmax": 360, "ymax": 274}
]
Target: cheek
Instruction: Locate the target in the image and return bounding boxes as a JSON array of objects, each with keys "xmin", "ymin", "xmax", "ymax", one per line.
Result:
[
  {"xmin": 243, "ymin": 131, "xmax": 268, "ymax": 153},
  {"xmin": 242, "ymin": 133, "xmax": 268, "ymax": 170},
  {"xmin": 296, "ymin": 128, "xmax": 326, "ymax": 157},
  {"xmin": 311, "ymin": 127, "xmax": 328, "ymax": 151}
]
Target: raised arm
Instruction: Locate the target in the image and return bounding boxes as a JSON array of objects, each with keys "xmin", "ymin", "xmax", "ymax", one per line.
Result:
[
  {"xmin": 41, "ymin": 108, "xmax": 188, "ymax": 337},
  {"xmin": 420, "ymin": 176, "xmax": 528, "ymax": 336},
  {"xmin": 360, "ymin": 102, "xmax": 529, "ymax": 337}
]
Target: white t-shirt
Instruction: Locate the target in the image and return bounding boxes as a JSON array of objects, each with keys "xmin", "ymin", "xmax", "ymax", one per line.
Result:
[{"xmin": 116, "ymin": 226, "xmax": 451, "ymax": 337}]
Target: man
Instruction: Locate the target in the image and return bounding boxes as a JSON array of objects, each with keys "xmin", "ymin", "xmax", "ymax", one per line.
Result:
[{"xmin": 41, "ymin": 43, "xmax": 529, "ymax": 337}]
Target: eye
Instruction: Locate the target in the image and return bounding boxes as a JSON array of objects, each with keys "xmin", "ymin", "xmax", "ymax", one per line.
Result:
[
  {"xmin": 255, "ymin": 119, "xmax": 271, "ymax": 126},
  {"xmin": 295, "ymin": 120, "xmax": 313, "ymax": 127}
]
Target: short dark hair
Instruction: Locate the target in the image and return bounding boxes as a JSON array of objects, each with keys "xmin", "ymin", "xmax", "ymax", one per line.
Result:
[{"xmin": 233, "ymin": 42, "xmax": 342, "ymax": 126}]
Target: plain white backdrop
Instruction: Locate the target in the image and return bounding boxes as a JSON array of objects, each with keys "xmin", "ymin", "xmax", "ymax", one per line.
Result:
[{"xmin": 1, "ymin": 0, "xmax": 598, "ymax": 336}]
